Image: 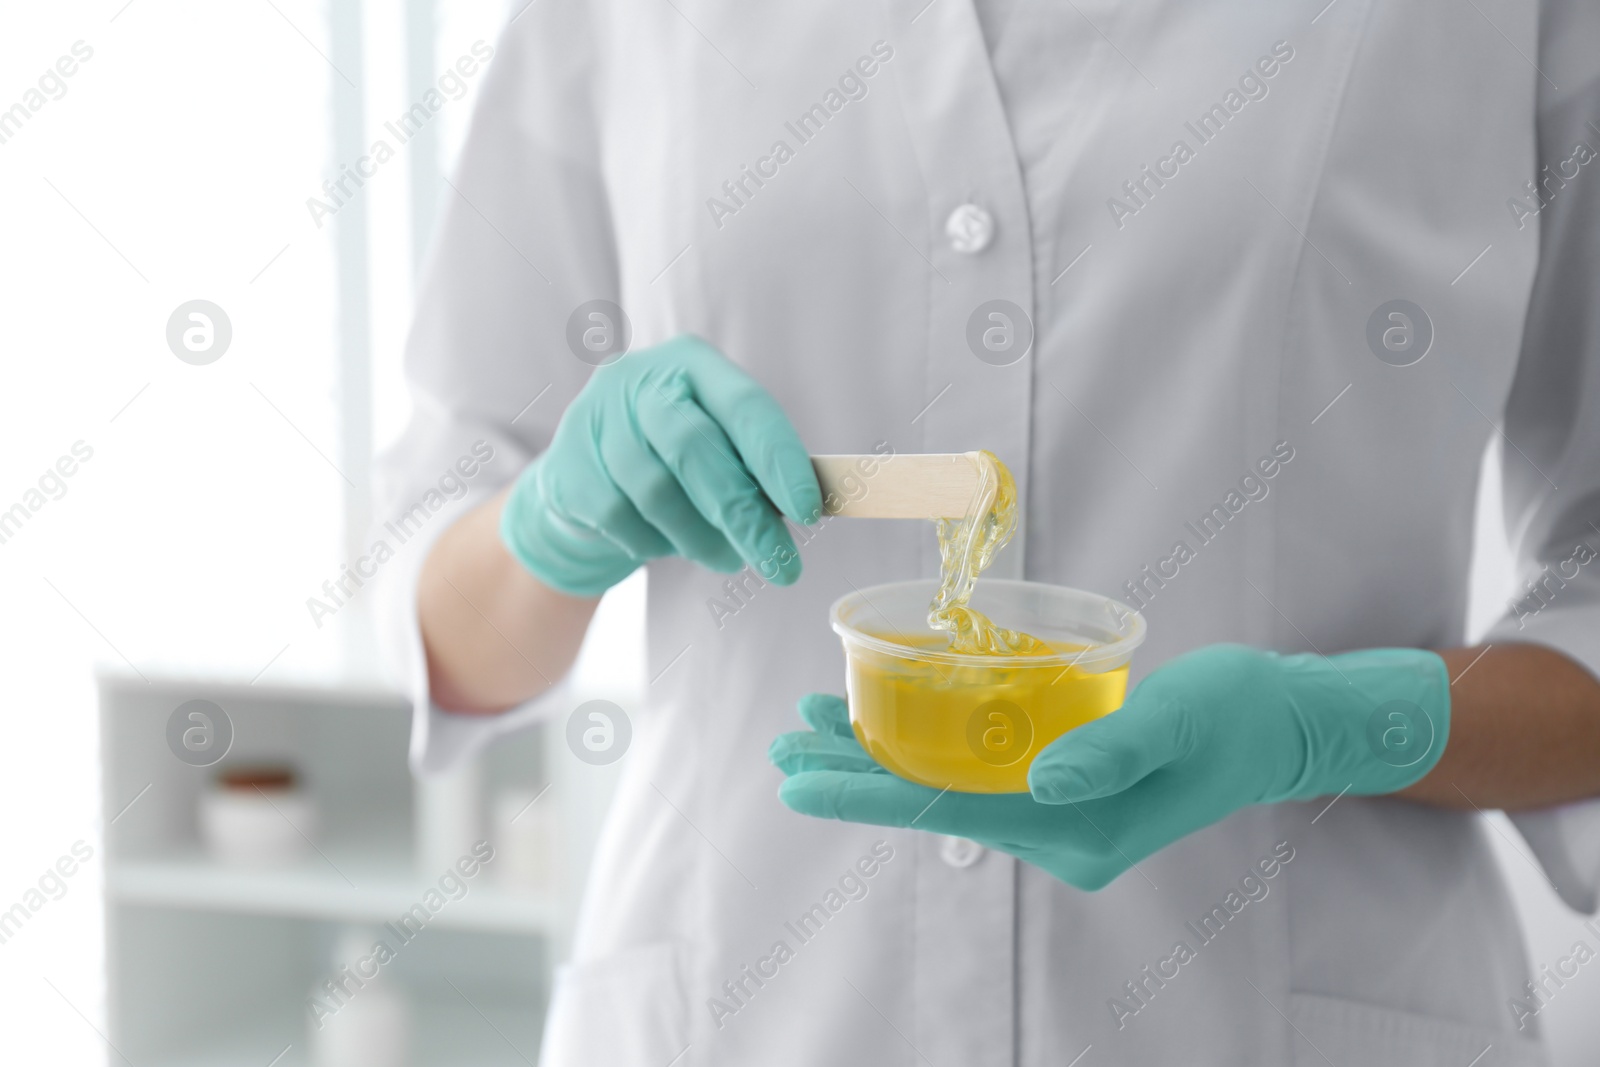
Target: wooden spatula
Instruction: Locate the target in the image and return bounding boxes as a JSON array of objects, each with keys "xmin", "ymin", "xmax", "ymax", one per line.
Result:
[{"xmin": 811, "ymin": 452, "xmax": 984, "ymax": 519}]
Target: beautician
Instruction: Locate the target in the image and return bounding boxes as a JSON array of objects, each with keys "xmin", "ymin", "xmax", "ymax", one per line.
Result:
[{"xmin": 379, "ymin": 1, "xmax": 1600, "ymax": 1063}]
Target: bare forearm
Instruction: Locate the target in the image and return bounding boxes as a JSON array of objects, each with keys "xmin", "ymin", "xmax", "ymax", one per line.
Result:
[
  {"xmin": 1401, "ymin": 643, "xmax": 1600, "ymax": 810},
  {"xmin": 418, "ymin": 486, "xmax": 599, "ymax": 713}
]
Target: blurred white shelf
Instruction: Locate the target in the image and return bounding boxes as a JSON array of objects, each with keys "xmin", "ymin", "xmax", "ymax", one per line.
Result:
[
  {"xmin": 157, "ymin": 996, "xmax": 544, "ymax": 1067},
  {"xmin": 96, "ymin": 666, "xmax": 409, "ymax": 708},
  {"xmin": 110, "ymin": 849, "xmax": 562, "ymax": 934}
]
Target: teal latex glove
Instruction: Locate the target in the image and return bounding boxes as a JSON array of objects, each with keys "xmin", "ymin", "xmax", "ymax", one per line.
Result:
[
  {"xmin": 771, "ymin": 644, "xmax": 1449, "ymax": 889},
  {"xmin": 501, "ymin": 336, "xmax": 823, "ymax": 597}
]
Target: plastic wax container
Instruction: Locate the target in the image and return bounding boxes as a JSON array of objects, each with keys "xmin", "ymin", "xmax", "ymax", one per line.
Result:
[
  {"xmin": 199, "ymin": 765, "xmax": 318, "ymax": 867},
  {"xmin": 832, "ymin": 579, "xmax": 1146, "ymax": 794}
]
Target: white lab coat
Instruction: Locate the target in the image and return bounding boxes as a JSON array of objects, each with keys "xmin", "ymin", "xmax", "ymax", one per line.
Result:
[{"xmin": 376, "ymin": 1, "xmax": 1600, "ymax": 1063}]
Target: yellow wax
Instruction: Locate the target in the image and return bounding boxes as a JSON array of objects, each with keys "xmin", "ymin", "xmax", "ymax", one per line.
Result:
[
  {"xmin": 846, "ymin": 634, "xmax": 1129, "ymax": 794},
  {"xmin": 928, "ymin": 451, "xmax": 1047, "ymax": 654}
]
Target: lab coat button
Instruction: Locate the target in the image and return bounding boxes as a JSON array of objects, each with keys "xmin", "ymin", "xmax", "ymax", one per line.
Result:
[
  {"xmin": 939, "ymin": 835, "xmax": 986, "ymax": 868},
  {"xmin": 946, "ymin": 204, "xmax": 994, "ymax": 253}
]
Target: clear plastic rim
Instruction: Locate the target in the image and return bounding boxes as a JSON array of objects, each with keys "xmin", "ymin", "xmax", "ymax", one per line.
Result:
[
  {"xmin": 832, "ymin": 579, "xmax": 1145, "ymax": 671},
  {"xmin": 830, "ymin": 578, "xmax": 1146, "ymax": 670}
]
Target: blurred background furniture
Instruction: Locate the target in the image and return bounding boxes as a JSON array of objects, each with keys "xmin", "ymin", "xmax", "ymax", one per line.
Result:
[{"xmin": 99, "ymin": 672, "xmax": 624, "ymax": 1066}]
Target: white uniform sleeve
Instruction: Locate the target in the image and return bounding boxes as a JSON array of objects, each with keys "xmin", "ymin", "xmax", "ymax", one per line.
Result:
[
  {"xmin": 373, "ymin": 4, "xmax": 617, "ymax": 775},
  {"xmin": 1484, "ymin": 0, "xmax": 1600, "ymax": 914}
]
